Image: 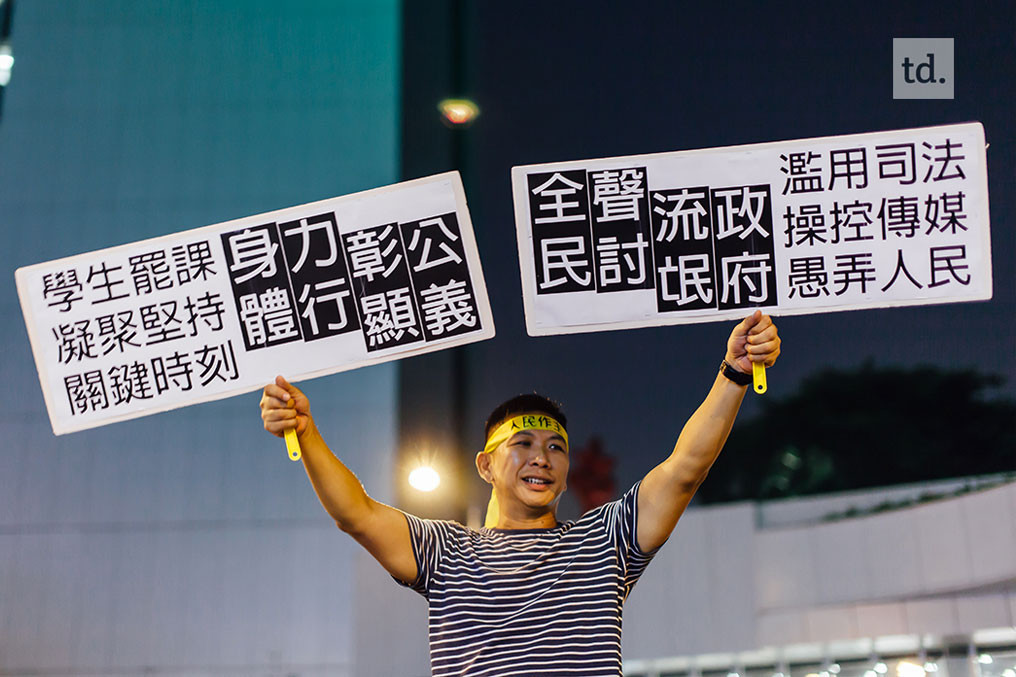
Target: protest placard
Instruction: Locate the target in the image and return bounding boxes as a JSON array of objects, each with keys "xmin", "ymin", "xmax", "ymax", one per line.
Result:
[
  {"xmin": 17, "ymin": 172, "xmax": 494, "ymax": 434},
  {"xmin": 511, "ymin": 122, "xmax": 990, "ymax": 335}
]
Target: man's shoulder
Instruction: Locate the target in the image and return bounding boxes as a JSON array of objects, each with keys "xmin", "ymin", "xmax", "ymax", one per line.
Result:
[
  {"xmin": 404, "ymin": 513, "xmax": 473, "ymax": 535},
  {"xmin": 574, "ymin": 482, "xmax": 642, "ymax": 523}
]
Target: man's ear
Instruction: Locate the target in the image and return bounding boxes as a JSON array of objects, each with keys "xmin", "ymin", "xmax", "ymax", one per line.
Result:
[{"xmin": 475, "ymin": 451, "xmax": 493, "ymax": 484}]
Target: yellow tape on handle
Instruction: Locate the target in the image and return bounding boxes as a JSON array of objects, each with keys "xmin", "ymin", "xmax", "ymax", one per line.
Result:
[
  {"xmin": 284, "ymin": 428, "xmax": 302, "ymax": 461},
  {"xmin": 752, "ymin": 361, "xmax": 767, "ymax": 395}
]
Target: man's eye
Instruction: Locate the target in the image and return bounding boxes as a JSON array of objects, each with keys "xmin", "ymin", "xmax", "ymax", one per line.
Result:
[{"xmin": 512, "ymin": 439, "xmax": 531, "ymax": 447}]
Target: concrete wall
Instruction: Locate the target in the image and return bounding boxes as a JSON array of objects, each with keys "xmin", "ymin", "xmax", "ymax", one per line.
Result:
[
  {"xmin": 622, "ymin": 481, "xmax": 1016, "ymax": 668},
  {"xmin": 752, "ymin": 482, "xmax": 1016, "ymax": 644}
]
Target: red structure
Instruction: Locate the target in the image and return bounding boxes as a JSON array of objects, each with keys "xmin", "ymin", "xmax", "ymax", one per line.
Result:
[{"xmin": 569, "ymin": 436, "xmax": 617, "ymax": 513}]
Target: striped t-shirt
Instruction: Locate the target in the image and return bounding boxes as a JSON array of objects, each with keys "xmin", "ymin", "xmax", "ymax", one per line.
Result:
[{"xmin": 398, "ymin": 482, "xmax": 658, "ymax": 677}]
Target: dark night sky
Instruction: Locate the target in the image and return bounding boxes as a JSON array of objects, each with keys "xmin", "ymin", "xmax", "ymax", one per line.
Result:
[{"xmin": 403, "ymin": 1, "xmax": 1016, "ymax": 507}]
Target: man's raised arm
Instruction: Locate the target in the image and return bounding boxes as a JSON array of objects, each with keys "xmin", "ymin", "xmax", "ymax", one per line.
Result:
[
  {"xmin": 636, "ymin": 311, "xmax": 781, "ymax": 552},
  {"xmin": 260, "ymin": 375, "xmax": 418, "ymax": 584}
]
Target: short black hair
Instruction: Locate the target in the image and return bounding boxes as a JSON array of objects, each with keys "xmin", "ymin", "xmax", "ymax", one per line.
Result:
[{"xmin": 484, "ymin": 393, "xmax": 568, "ymax": 441}]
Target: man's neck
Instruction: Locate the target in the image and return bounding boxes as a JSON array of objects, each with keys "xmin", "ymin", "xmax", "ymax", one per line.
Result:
[{"xmin": 492, "ymin": 509, "xmax": 559, "ymax": 530}]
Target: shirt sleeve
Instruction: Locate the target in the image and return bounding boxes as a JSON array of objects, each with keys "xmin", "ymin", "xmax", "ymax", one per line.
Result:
[
  {"xmin": 593, "ymin": 481, "xmax": 661, "ymax": 600},
  {"xmin": 393, "ymin": 512, "xmax": 467, "ymax": 599}
]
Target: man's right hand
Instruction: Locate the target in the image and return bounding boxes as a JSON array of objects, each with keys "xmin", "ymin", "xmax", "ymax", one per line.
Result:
[{"xmin": 260, "ymin": 375, "xmax": 311, "ymax": 437}]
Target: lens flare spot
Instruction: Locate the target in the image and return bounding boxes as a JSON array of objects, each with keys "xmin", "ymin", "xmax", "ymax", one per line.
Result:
[{"xmin": 409, "ymin": 466, "xmax": 441, "ymax": 492}]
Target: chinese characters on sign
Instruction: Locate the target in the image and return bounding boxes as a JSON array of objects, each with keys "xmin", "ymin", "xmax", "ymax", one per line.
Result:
[
  {"xmin": 512, "ymin": 123, "xmax": 990, "ymax": 335},
  {"xmin": 779, "ymin": 139, "xmax": 974, "ymax": 300},
  {"xmin": 220, "ymin": 211, "xmax": 479, "ymax": 353},
  {"xmin": 44, "ymin": 239, "xmax": 237, "ymax": 416},
  {"xmin": 18, "ymin": 172, "xmax": 493, "ymax": 434},
  {"xmin": 527, "ymin": 168, "xmax": 655, "ymax": 295}
]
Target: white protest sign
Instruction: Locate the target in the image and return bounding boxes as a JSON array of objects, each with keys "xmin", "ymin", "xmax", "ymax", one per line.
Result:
[
  {"xmin": 17, "ymin": 172, "xmax": 494, "ymax": 434},
  {"xmin": 511, "ymin": 122, "xmax": 991, "ymax": 335}
]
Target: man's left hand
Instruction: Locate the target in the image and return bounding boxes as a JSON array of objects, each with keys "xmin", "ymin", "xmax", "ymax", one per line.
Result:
[{"xmin": 724, "ymin": 310, "xmax": 781, "ymax": 375}]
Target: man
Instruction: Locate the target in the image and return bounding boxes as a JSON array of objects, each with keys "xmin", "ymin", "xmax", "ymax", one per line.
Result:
[{"xmin": 260, "ymin": 311, "xmax": 780, "ymax": 676}]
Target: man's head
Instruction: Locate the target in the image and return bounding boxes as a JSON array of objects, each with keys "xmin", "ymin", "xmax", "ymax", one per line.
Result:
[
  {"xmin": 483, "ymin": 394, "xmax": 568, "ymax": 441},
  {"xmin": 477, "ymin": 394, "xmax": 570, "ymax": 528}
]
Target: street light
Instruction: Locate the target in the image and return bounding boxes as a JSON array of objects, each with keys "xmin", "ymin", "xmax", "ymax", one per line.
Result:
[
  {"xmin": 438, "ymin": 98, "xmax": 480, "ymax": 127},
  {"xmin": 0, "ymin": 43, "xmax": 12, "ymax": 87},
  {"xmin": 409, "ymin": 465, "xmax": 441, "ymax": 492}
]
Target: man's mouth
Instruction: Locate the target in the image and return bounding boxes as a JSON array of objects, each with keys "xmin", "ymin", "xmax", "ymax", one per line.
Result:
[{"xmin": 522, "ymin": 477, "xmax": 553, "ymax": 487}]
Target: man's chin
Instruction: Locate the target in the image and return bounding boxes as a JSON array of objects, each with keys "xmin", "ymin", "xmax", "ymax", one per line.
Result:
[
  {"xmin": 515, "ymin": 487, "xmax": 561, "ymax": 509},
  {"xmin": 517, "ymin": 482, "xmax": 557, "ymax": 498}
]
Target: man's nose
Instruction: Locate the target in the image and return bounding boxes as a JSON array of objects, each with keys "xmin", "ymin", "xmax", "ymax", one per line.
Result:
[{"xmin": 528, "ymin": 447, "xmax": 550, "ymax": 466}]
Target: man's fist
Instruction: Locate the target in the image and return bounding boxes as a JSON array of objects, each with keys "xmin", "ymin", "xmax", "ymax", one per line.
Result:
[
  {"xmin": 260, "ymin": 375, "xmax": 312, "ymax": 437},
  {"xmin": 724, "ymin": 310, "xmax": 781, "ymax": 375}
]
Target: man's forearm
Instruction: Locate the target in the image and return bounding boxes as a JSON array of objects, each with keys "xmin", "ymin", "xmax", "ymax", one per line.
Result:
[
  {"xmin": 297, "ymin": 420, "xmax": 376, "ymax": 532},
  {"xmin": 636, "ymin": 371, "xmax": 748, "ymax": 551},
  {"xmin": 665, "ymin": 371, "xmax": 748, "ymax": 488}
]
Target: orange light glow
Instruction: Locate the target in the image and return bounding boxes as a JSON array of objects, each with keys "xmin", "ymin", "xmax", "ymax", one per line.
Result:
[{"xmin": 438, "ymin": 98, "xmax": 480, "ymax": 126}]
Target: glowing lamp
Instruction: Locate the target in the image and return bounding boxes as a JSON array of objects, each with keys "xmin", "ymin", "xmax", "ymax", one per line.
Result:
[
  {"xmin": 897, "ymin": 661, "xmax": 926, "ymax": 677},
  {"xmin": 438, "ymin": 98, "xmax": 480, "ymax": 126},
  {"xmin": 409, "ymin": 465, "xmax": 441, "ymax": 492},
  {"xmin": 0, "ymin": 44, "xmax": 12, "ymax": 87}
]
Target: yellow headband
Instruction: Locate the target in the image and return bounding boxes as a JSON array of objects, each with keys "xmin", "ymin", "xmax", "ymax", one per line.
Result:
[
  {"xmin": 481, "ymin": 414, "xmax": 568, "ymax": 528},
  {"xmin": 483, "ymin": 414, "xmax": 568, "ymax": 455}
]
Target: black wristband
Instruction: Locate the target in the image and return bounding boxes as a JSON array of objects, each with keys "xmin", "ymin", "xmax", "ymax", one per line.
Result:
[{"xmin": 720, "ymin": 360, "xmax": 752, "ymax": 386}]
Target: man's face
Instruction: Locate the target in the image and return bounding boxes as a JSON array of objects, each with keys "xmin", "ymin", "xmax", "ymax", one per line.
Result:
[{"xmin": 484, "ymin": 419, "xmax": 569, "ymax": 517}]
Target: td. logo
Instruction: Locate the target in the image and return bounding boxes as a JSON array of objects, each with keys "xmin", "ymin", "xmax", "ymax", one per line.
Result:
[{"xmin": 893, "ymin": 38, "xmax": 954, "ymax": 99}]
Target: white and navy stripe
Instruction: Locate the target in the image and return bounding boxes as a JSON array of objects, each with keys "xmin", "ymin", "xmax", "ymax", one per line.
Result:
[{"xmin": 398, "ymin": 483, "xmax": 658, "ymax": 677}]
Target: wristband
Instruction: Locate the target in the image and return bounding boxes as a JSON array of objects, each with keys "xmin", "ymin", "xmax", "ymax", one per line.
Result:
[{"xmin": 720, "ymin": 360, "xmax": 753, "ymax": 386}]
